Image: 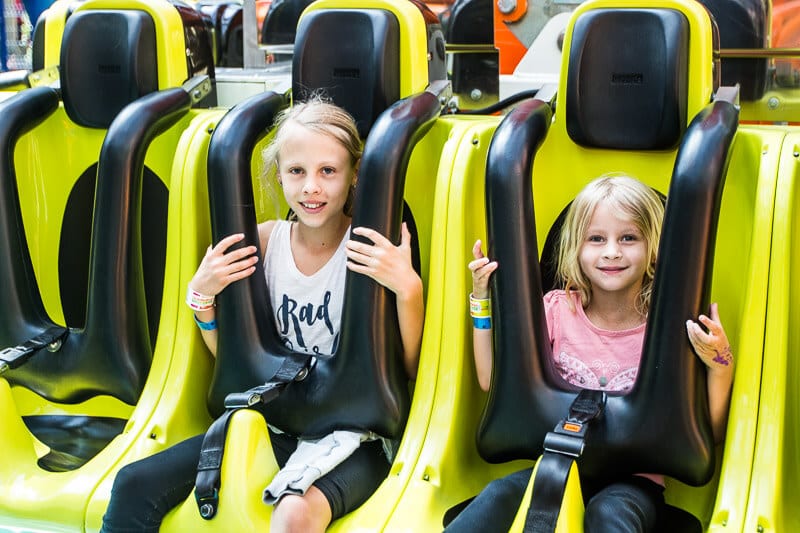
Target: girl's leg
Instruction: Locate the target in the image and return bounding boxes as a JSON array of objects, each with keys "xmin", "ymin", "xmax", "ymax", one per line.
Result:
[
  {"xmin": 583, "ymin": 476, "xmax": 665, "ymax": 533},
  {"xmin": 101, "ymin": 434, "xmax": 205, "ymax": 533},
  {"xmin": 444, "ymin": 467, "xmax": 533, "ymax": 533},
  {"xmin": 269, "ymin": 435, "xmax": 389, "ymax": 533}
]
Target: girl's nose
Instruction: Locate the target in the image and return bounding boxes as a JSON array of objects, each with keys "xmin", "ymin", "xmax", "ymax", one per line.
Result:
[
  {"xmin": 603, "ymin": 242, "xmax": 622, "ymax": 259},
  {"xmin": 302, "ymin": 176, "xmax": 322, "ymax": 194}
]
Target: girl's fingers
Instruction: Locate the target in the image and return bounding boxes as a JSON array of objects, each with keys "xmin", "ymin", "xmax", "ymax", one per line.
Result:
[
  {"xmin": 351, "ymin": 226, "xmax": 382, "ymax": 243},
  {"xmin": 472, "ymin": 240, "xmax": 485, "ymax": 260},
  {"xmin": 468, "ymin": 257, "xmax": 490, "ymax": 272},
  {"xmin": 212, "ymin": 233, "xmax": 247, "ymax": 254},
  {"xmin": 401, "ymin": 222, "xmax": 411, "ymax": 248}
]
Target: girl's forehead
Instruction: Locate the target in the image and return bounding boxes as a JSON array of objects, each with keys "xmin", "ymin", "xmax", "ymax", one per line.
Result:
[{"xmin": 278, "ymin": 123, "xmax": 347, "ymax": 158}]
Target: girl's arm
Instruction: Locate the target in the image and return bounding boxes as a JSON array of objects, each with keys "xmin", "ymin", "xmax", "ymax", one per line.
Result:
[
  {"xmin": 469, "ymin": 239, "xmax": 498, "ymax": 392},
  {"xmin": 188, "ymin": 226, "xmax": 270, "ymax": 356},
  {"xmin": 345, "ymin": 223, "xmax": 424, "ymax": 379},
  {"xmin": 686, "ymin": 302, "xmax": 735, "ymax": 442}
]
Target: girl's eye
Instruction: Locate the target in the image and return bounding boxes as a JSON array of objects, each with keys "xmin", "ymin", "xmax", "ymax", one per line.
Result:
[
  {"xmin": 321, "ymin": 166, "xmax": 336, "ymax": 175},
  {"xmin": 287, "ymin": 167, "xmax": 303, "ymax": 175},
  {"xmin": 621, "ymin": 234, "xmax": 639, "ymax": 242},
  {"xmin": 587, "ymin": 235, "xmax": 604, "ymax": 243}
]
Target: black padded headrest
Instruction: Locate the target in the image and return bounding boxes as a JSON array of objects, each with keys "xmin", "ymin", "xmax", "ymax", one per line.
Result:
[
  {"xmin": 566, "ymin": 8, "xmax": 689, "ymax": 150},
  {"xmin": 60, "ymin": 10, "xmax": 158, "ymax": 129},
  {"xmin": 261, "ymin": 0, "xmax": 314, "ymax": 45},
  {"xmin": 292, "ymin": 9, "xmax": 400, "ymax": 138},
  {"xmin": 698, "ymin": 0, "xmax": 768, "ymax": 101}
]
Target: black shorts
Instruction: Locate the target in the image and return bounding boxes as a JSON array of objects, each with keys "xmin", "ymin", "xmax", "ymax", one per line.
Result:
[{"xmin": 269, "ymin": 429, "xmax": 391, "ymax": 520}]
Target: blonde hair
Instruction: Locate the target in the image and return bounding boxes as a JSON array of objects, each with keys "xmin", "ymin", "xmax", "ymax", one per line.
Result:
[
  {"xmin": 556, "ymin": 174, "xmax": 664, "ymax": 315},
  {"xmin": 262, "ymin": 96, "xmax": 362, "ymax": 216}
]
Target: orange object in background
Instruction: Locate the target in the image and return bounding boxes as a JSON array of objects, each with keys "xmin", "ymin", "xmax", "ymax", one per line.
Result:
[
  {"xmin": 494, "ymin": 0, "xmax": 529, "ymax": 74},
  {"xmin": 423, "ymin": 0, "xmax": 456, "ymax": 15},
  {"xmin": 772, "ymin": 0, "xmax": 800, "ymax": 87},
  {"xmin": 256, "ymin": 0, "xmax": 272, "ymax": 32}
]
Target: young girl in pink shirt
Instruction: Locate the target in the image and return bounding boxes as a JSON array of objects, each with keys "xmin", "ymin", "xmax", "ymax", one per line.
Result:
[{"xmin": 449, "ymin": 175, "xmax": 734, "ymax": 532}]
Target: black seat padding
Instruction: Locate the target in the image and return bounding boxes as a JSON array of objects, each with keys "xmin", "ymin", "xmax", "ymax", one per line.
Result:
[
  {"xmin": 60, "ymin": 10, "xmax": 158, "ymax": 129},
  {"xmin": 23, "ymin": 416, "xmax": 127, "ymax": 472},
  {"xmin": 260, "ymin": 0, "xmax": 314, "ymax": 45},
  {"xmin": 698, "ymin": 0, "xmax": 768, "ymax": 101},
  {"xmin": 566, "ymin": 9, "xmax": 688, "ymax": 150},
  {"xmin": 292, "ymin": 8, "xmax": 400, "ymax": 138}
]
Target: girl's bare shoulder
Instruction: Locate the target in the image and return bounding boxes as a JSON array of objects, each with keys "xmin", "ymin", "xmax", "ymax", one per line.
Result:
[{"xmin": 257, "ymin": 220, "xmax": 279, "ymax": 257}]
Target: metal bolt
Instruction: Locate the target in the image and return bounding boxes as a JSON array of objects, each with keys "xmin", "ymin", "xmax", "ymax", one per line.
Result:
[
  {"xmin": 200, "ymin": 503, "xmax": 215, "ymax": 518},
  {"xmin": 422, "ymin": 473, "xmax": 430, "ymax": 481},
  {"xmin": 470, "ymin": 88, "xmax": 483, "ymax": 101},
  {"xmin": 767, "ymin": 97, "xmax": 780, "ymax": 110},
  {"xmin": 794, "ymin": 151, "xmax": 799, "ymax": 158},
  {"xmin": 497, "ymin": 0, "xmax": 517, "ymax": 14},
  {"xmin": 757, "ymin": 526, "xmax": 764, "ymax": 533},
  {"xmin": 472, "ymin": 137, "xmax": 479, "ymax": 146},
  {"xmin": 47, "ymin": 339, "xmax": 62, "ymax": 352}
]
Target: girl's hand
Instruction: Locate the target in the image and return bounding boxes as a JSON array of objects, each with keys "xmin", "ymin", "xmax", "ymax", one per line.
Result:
[
  {"xmin": 345, "ymin": 223, "xmax": 419, "ymax": 296},
  {"xmin": 686, "ymin": 303, "xmax": 733, "ymax": 372},
  {"xmin": 189, "ymin": 233, "xmax": 259, "ymax": 296},
  {"xmin": 468, "ymin": 239, "xmax": 498, "ymax": 299}
]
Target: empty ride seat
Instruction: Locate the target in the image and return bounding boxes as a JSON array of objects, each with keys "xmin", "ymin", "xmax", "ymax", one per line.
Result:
[{"xmin": 0, "ymin": 0, "xmax": 220, "ymax": 529}]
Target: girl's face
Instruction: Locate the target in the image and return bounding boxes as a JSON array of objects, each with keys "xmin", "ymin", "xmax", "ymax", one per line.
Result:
[
  {"xmin": 579, "ymin": 201, "xmax": 649, "ymax": 302},
  {"xmin": 276, "ymin": 121, "xmax": 356, "ymax": 230}
]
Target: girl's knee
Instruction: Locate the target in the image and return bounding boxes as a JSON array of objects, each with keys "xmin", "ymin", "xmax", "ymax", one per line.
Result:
[
  {"xmin": 271, "ymin": 491, "xmax": 332, "ymax": 533},
  {"xmin": 111, "ymin": 461, "xmax": 155, "ymax": 497},
  {"xmin": 584, "ymin": 483, "xmax": 659, "ymax": 533}
]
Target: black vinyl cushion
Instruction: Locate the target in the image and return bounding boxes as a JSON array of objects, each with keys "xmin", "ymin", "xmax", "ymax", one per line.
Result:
[
  {"xmin": 566, "ymin": 9, "xmax": 689, "ymax": 150},
  {"xmin": 60, "ymin": 10, "xmax": 158, "ymax": 129},
  {"xmin": 292, "ymin": 9, "xmax": 400, "ymax": 138},
  {"xmin": 23, "ymin": 415, "xmax": 127, "ymax": 472}
]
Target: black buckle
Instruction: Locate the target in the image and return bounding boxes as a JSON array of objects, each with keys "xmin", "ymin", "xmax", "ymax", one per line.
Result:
[
  {"xmin": 0, "ymin": 326, "xmax": 69, "ymax": 374},
  {"xmin": 543, "ymin": 389, "xmax": 606, "ymax": 457}
]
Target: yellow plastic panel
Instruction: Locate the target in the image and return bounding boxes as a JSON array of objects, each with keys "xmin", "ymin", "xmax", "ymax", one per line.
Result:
[
  {"xmin": 698, "ymin": 126, "xmax": 785, "ymax": 532},
  {"xmin": 382, "ymin": 115, "xmax": 533, "ymax": 532},
  {"xmin": 741, "ymin": 133, "xmax": 800, "ymax": 533}
]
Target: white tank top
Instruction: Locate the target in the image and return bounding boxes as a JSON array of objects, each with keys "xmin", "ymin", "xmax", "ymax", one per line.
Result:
[{"xmin": 263, "ymin": 220, "xmax": 348, "ymax": 357}]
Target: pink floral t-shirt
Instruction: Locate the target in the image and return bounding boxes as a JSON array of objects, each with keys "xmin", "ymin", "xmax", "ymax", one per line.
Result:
[{"xmin": 544, "ymin": 290, "xmax": 644, "ymax": 393}]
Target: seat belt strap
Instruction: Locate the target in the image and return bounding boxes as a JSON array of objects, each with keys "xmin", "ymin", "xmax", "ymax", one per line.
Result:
[
  {"xmin": 523, "ymin": 389, "xmax": 606, "ymax": 533},
  {"xmin": 0, "ymin": 326, "xmax": 69, "ymax": 374},
  {"xmin": 194, "ymin": 354, "xmax": 312, "ymax": 519}
]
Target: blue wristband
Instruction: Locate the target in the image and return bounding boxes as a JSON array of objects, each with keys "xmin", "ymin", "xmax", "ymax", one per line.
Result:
[
  {"xmin": 472, "ymin": 317, "xmax": 492, "ymax": 330},
  {"xmin": 194, "ymin": 314, "xmax": 218, "ymax": 331}
]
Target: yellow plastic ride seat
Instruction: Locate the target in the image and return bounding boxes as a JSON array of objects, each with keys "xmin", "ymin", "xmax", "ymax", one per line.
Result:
[
  {"xmin": 404, "ymin": 0, "xmax": 775, "ymax": 531},
  {"xmin": 158, "ymin": 0, "xmax": 488, "ymax": 530},
  {"xmin": 0, "ymin": 0, "xmax": 228, "ymax": 531}
]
